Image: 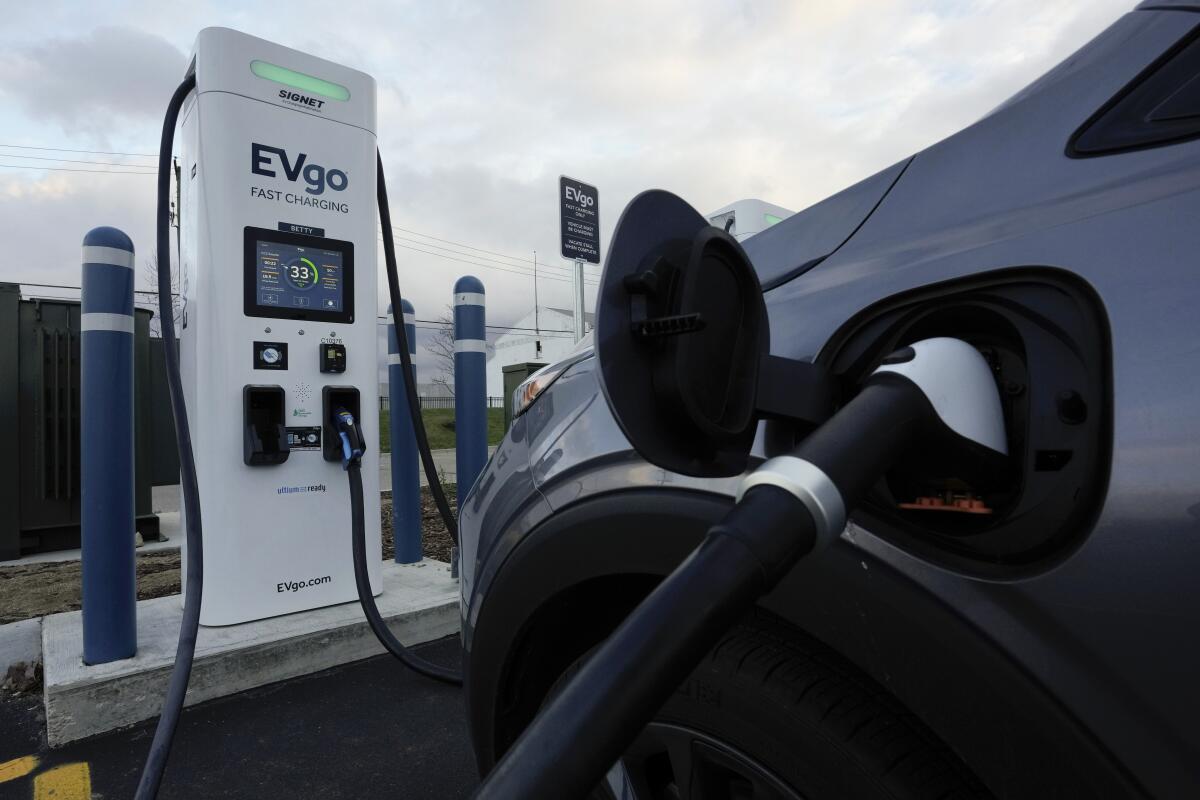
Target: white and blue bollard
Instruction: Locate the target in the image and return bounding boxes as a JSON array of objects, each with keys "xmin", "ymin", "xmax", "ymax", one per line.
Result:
[
  {"xmin": 453, "ymin": 275, "xmax": 487, "ymax": 513},
  {"xmin": 388, "ymin": 300, "xmax": 422, "ymax": 564},
  {"xmin": 80, "ymin": 227, "xmax": 137, "ymax": 664}
]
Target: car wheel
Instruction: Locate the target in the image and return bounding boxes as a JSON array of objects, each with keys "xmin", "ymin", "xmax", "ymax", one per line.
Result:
[{"xmin": 548, "ymin": 611, "xmax": 991, "ymax": 800}]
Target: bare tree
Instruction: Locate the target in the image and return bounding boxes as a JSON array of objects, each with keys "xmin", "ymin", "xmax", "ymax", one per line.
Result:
[
  {"xmin": 425, "ymin": 306, "xmax": 456, "ymax": 397},
  {"xmin": 141, "ymin": 259, "xmax": 181, "ymax": 338},
  {"xmin": 422, "ymin": 305, "xmax": 494, "ymax": 397}
]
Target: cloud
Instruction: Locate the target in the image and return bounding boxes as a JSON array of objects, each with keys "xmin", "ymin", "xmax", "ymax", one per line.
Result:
[
  {"xmin": 367, "ymin": 0, "xmax": 1131, "ymax": 247},
  {"xmin": 0, "ymin": 0, "xmax": 1136, "ymax": 384},
  {"xmin": 0, "ymin": 26, "xmax": 186, "ymax": 136},
  {"xmin": 0, "ymin": 171, "xmax": 156, "ymax": 275}
]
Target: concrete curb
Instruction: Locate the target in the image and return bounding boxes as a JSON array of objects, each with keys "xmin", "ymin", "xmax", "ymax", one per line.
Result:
[{"xmin": 42, "ymin": 559, "xmax": 459, "ymax": 746}]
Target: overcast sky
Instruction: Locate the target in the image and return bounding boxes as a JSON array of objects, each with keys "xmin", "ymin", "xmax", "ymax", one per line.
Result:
[{"xmin": 0, "ymin": 0, "xmax": 1131, "ymax": 376}]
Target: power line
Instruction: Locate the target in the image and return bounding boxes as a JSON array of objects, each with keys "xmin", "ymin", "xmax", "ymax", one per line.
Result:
[
  {"xmin": 386, "ymin": 229, "xmax": 577, "ymax": 277},
  {"xmin": 375, "ymin": 314, "xmax": 574, "ymax": 335},
  {"xmin": 381, "ymin": 224, "xmax": 579, "ymax": 276},
  {"xmin": 382, "ymin": 237, "xmax": 550, "ymax": 280},
  {"xmin": 391, "ymin": 239, "xmax": 598, "ymax": 284},
  {"xmin": 0, "ymin": 162, "xmax": 156, "ymax": 175},
  {"xmin": 378, "ymin": 320, "xmax": 574, "ymax": 339},
  {"xmin": 395, "ymin": 241, "xmax": 596, "ymax": 285},
  {"xmin": 388, "ymin": 225, "xmax": 598, "ymax": 282},
  {"xmin": 383, "ymin": 238, "xmax": 598, "ymax": 285},
  {"xmin": 390, "ymin": 224, "xmax": 538, "ymax": 266},
  {"xmin": 0, "ymin": 143, "xmax": 158, "ymax": 158},
  {"xmin": 414, "ymin": 325, "xmax": 573, "ymax": 339},
  {"xmin": 0, "ymin": 152, "xmax": 159, "ymax": 168},
  {"xmin": 387, "ymin": 232, "xmax": 553, "ymax": 274}
]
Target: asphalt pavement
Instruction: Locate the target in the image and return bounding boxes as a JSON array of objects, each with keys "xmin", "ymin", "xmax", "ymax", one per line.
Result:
[{"xmin": 0, "ymin": 636, "xmax": 478, "ymax": 799}]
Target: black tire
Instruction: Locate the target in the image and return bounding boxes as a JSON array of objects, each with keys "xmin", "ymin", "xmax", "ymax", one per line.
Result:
[{"xmin": 550, "ymin": 610, "xmax": 992, "ymax": 800}]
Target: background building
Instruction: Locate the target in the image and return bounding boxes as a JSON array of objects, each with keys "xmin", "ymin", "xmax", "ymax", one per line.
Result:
[
  {"xmin": 486, "ymin": 307, "xmax": 592, "ymax": 397},
  {"xmin": 706, "ymin": 199, "xmax": 794, "ymax": 241}
]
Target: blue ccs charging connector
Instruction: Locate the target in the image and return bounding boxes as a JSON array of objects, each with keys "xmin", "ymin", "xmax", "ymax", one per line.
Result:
[{"xmin": 332, "ymin": 407, "xmax": 365, "ymax": 469}]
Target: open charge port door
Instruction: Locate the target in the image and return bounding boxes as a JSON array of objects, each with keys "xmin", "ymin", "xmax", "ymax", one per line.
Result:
[
  {"xmin": 243, "ymin": 385, "xmax": 290, "ymax": 466},
  {"xmin": 322, "ymin": 386, "xmax": 361, "ymax": 462},
  {"xmin": 805, "ymin": 270, "xmax": 1111, "ymax": 576}
]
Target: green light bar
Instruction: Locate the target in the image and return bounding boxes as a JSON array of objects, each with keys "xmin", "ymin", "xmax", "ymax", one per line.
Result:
[
  {"xmin": 764, "ymin": 214, "xmax": 783, "ymax": 226},
  {"xmin": 250, "ymin": 60, "xmax": 350, "ymax": 101}
]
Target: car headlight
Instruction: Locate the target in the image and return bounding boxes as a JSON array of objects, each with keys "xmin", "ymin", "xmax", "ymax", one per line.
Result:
[{"xmin": 512, "ymin": 352, "xmax": 591, "ymax": 418}]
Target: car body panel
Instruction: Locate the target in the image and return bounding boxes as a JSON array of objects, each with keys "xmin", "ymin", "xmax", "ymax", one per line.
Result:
[
  {"xmin": 457, "ymin": 406, "xmax": 551, "ymax": 633},
  {"xmin": 740, "ymin": 157, "xmax": 911, "ymax": 289},
  {"xmin": 459, "ymin": 7, "xmax": 1200, "ymax": 798}
]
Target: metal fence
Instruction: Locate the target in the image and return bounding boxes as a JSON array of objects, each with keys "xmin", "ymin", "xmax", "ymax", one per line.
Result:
[{"xmin": 380, "ymin": 395, "xmax": 505, "ymax": 411}]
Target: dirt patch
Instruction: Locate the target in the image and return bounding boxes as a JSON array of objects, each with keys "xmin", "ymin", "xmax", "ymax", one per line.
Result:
[
  {"xmin": 381, "ymin": 484, "xmax": 458, "ymax": 564},
  {"xmin": 0, "ymin": 552, "xmax": 182, "ymax": 626},
  {"xmin": 0, "ymin": 486, "xmax": 458, "ymax": 626},
  {"xmin": 2, "ymin": 661, "xmax": 43, "ymax": 696}
]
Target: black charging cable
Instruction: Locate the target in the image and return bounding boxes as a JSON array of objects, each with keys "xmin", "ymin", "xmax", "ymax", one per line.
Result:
[
  {"xmin": 376, "ymin": 152, "xmax": 459, "ymax": 547},
  {"xmin": 474, "ymin": 371, "xmax": 983, "ymax": 798},
  {"xmin": 134, "ymin": 71, "xmax": 200, "ymax": 800},
  {"xmin": 370, "ymin": 157, "xmax": 465, "ymax": 683},
  {"xmin": 334, "ymin": 408, "xmax": 462, "ymax": 685}
]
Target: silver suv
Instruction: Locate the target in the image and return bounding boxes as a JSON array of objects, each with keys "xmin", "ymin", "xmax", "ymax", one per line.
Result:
[{"xmin": 460, "ymin": 5, "xmax": 1200, "ymax": 797}]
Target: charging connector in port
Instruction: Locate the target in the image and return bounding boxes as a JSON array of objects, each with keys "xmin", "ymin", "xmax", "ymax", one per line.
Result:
[
  {"xmin": 322, "ymin": 386, "xmax": 362, "ymax": 462},
  {"xmin": 812, "ymin": 271, "xmax": 1110, "ymax": 574}
]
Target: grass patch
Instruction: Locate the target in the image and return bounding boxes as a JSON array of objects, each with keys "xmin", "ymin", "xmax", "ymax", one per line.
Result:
[{"xmin": 379, "ymin": 407, "xmax": 506, "ymax": 452}]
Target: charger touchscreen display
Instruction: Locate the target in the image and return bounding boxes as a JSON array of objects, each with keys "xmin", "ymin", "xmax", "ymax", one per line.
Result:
[{"xmin": 255, "ymin": 240, "xmax": 344, "ymax": 313}]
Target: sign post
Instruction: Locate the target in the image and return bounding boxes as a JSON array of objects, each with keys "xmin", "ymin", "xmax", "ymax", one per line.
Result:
[{"xmin": 559, "ymin": 175, "xmax": 599, "ymax": 341}]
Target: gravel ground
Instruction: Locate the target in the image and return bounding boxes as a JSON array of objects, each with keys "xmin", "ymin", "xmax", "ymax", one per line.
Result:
[{"xmin": 0, "ymin": 486, "xmax": 458, "ymax": 626}]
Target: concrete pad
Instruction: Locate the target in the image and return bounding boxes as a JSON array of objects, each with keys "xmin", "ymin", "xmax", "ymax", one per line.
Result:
[
  {"xmin": 42, "ymin": 559, "xmax": 459, "ymax": 746},
  {"xmin": 0, "ymin": 617, "xmax": 42, "ymax": 674}
]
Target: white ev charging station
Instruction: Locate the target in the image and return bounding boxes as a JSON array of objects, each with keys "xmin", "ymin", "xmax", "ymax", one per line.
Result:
[{"xmin": 178, "ymin": 28, "xmax": 382, "ymax": 625}]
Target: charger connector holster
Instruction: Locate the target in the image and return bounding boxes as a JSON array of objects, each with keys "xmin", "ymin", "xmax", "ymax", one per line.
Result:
[{"xmin": 243, "ymin": 385, "xmax": 290, "ymax": 466}]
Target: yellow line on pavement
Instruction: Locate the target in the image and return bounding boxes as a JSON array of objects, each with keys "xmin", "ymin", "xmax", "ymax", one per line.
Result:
[
  {"xmin": 0, "ymin": 755, "xmax": 38, "ymax": 782},
  {"xmin": 32, "ymin": 762, "xmax": 91, "ymax": 800}
]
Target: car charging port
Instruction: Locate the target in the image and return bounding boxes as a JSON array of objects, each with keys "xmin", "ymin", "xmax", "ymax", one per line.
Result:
[{"xmin": 810, "ymin": 270, "xmax": 1111, "ymax": 575}]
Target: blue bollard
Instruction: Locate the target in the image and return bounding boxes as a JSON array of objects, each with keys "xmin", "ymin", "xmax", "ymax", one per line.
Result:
[
  {"xmin": 80, "ymin": 227, "xmax": 137, "ymax": 664},
  {"xmin": 453, "ymin": 276, "xmax": 487, "ymax": 504},
  {"xmin": 388, "ymin": 300, "xmax": 422, "ymax": 564}
]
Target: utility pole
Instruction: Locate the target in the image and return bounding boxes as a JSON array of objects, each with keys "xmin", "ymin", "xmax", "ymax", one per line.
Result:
[
  {"xmin": 533, "ymin": 250, "xmax": 541, "ymax": 359},
  {"xmin": 532, "ymin": 250, "xmax": 540, "ymax": 334}
]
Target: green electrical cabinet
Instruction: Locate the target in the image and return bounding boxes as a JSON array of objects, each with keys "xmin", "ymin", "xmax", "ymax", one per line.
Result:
[{"xmin": 0, "ymin": 283, "xmax": 168, "ymax": 560}]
